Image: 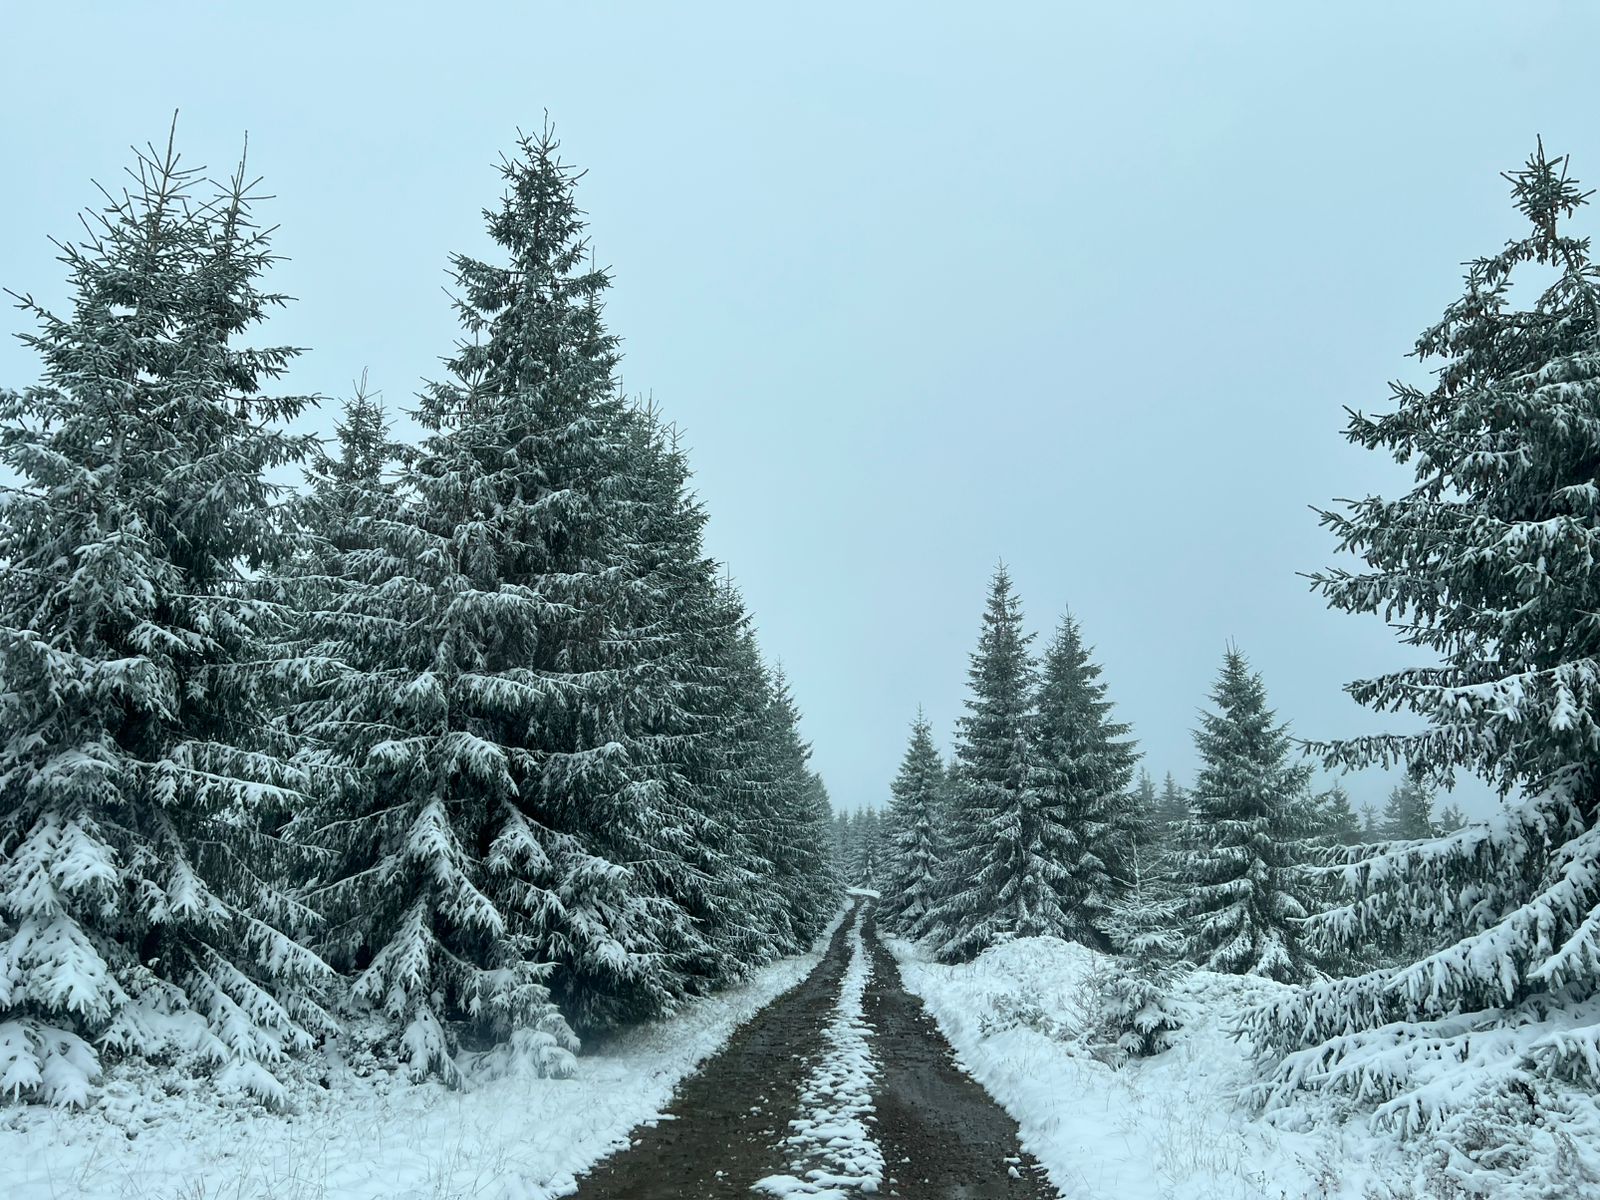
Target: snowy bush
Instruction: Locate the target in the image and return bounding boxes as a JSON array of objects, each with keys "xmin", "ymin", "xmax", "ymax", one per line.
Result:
[
  {"xmin": 976, "ymin": 988, "xmax": 1076, "ymax": 1044},
  {"xmin": 1084, "ymin": 965, "xmax": 1184, "ymax": 1063},
  {"xmin": 964, "ymin": 938, "xmax": 1183, "ymax": 1068}
]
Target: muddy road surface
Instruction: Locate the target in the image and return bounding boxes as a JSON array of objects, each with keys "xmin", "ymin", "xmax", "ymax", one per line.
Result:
[{"xmin": 570, "ymin": 899, "xmax": 1060, "ymax": 1199}]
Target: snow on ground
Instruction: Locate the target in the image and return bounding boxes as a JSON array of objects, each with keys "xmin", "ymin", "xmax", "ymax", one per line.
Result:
[
  {"xmin": 0, "ymin": 911, "xmax": 847, "ymax": 1200},
  {"xmin": 887, "ymin": 934, "xmax": 1416, "ymax": 1200},
  {"xmin": 756, "ymin": 906, "xmax": 882, "ymax": 1200}
]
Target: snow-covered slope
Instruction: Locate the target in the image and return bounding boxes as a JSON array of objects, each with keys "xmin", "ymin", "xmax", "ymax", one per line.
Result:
[{"xmin": 0, "ymin": 924, "xmax": 840, "ymax": 1200}]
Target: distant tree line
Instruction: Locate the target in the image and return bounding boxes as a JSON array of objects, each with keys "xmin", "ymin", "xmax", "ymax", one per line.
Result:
[{"xmin": 840, "ymin": 570, "xmax": 1471, "ymax": 983}]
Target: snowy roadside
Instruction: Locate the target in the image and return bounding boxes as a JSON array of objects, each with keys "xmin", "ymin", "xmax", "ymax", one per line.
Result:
[
  {"xmin": 885, "ymin": 934, "xmax": 1410, "ymax": 1200},
  {"xmin": 0, "ymin": 911, "xmax": 848, "ymax": 1200}
]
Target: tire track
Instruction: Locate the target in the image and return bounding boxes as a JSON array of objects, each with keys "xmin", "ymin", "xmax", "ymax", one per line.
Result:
[{"xmin": 567, "ymin": 898, "xmax": 1062, "ymax": 1199}]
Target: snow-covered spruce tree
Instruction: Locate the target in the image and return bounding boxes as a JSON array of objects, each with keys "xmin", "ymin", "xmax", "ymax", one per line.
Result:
[
  {"xmin": 859, "ymin": 809, "xmax": 888, "ymax": 890},
  {"xmin": 289, "ymin": 470, "xmax": 582, "ymax": 1081},
  {"xmin": 692, "ymin": 587, "xmax": 838, "ymax": 958},
  {"xmin": 1250, "ymin": 145, "xmax": 1600, "ymax": 1135},
  {"xmin": 846, "ymin": 812, "xmax": 871, "ymax": 887},
  {"xmin": 1096, "ymin": 894, "xmax": 1186, "ymax": 1061},
  {"xmin": 830, "ymin": 810, "xmax": 850, "ymax": 880},
  {"xmin": 880, "ymin": 712, "xmax": 945, "ymax": 935},
  {"xmin": 292, "ymin": 126, "xmax": 723, "ymax": 1069},
  {"xmin": 1031, "ymin": 611, "xmax": 1140, "ymax": 949},
  {"xmin": 1312, "ymin": 783, "xmax": 1363, "ymax": 847},
  {"xmin": 615, "ymin": 415, "xmax": 789, "ymax": 992},
  {"xmin": 281, "ymin": 363, "xmax": 585, "ymax": 1082},
  {"xmin": 1176, "ymin": 648, "xmax": 1314, "ymax": 981},
  {"xmin": 837, "ymin": 811, "xmax": 860, "ymax": 886},
  {"xmin": 927, "ymin": 567, "xmax": 1066, "ymax": 962},
  {"xmin": 0, "ymin": 134, "xmax": 333, "ymax": 1106},
  {"xmin": 298, "ymin": 376, "xmax": 394, "ymax": 564},
  {"xmin": 415, "ymin": 125, "xmax": 732, "ymax": 1032},
  {"xmin": 1098, "ymin": 815, "xmax": 1188, "ymax": 1060},
  {"xmin": 737, "ymin": 656, "xmax": 837, "ymax": 949},
  {"xmin": 1133, "ymin": 770, "xmax": 1159, "ymax": 842},
  {"xmin": 1379, "ymin": 777, "xmax": 1436, "ymax": 841},
  {"xmin": 1152, "ymin": 772, "xmax": 1191, "ymax": 851},
  {"xmin": 679, "ymin": 572, "xmax": 844, "ymax": 977}
]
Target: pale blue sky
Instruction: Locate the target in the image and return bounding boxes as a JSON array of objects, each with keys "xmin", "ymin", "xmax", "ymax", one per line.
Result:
[{"xmin": 5, "ymin": 3, "xmax": 1595, "ymax": 817}]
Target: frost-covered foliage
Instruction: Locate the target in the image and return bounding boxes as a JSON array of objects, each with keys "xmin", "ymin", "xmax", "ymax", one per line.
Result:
[
  {"xmin": 1176, "ymin": 648, "xmax": 1313, "ymax": 982},
  {"xmin": 0, "ymin": 132, "xmax": 332, "ymax": 1107},
  {"xmin": 878, "ymin": 713, "xmax": 945, "ymax": 936},
  {"xmin": 1031, "ymin": 611, "xmax": 1140, "ymax": 951},
  {"xmin": 1249, "ymin": 145, "xmax": 1600, "ymax": 1147}
]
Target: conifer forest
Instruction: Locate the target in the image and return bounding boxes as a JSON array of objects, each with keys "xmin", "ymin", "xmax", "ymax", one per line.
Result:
[{"xmin": 3, "ymin": 6, "xmax": 1599, "ymax": 1200}]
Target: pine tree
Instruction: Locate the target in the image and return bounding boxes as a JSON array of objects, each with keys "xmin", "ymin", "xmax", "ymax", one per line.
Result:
[
  {"xmin": 881, "ymin": 713, "xmax": 945, "ymax": 934},
  {"xmin": 1313, "ymin": 783, "xmax": 1364, "ymax": 846},
  {"xmin": 859, "ymin": 810, "xmax": 883, "ymax": 889},
  {"xmin": 406, "ymin": 124, "xmax": 730, "ymax": 1031},
  {"xmin": 1133, "ymin": 770, "xmax": 1159, "ymax": 846},
  {"xmin": 736, "ymin": 659, "xmax": 836, "ymax": 949},
  {"xmin": 0, "ymin": 132, "xmax": 333, "ymax": 1106},
  {"xmin": 1031, "ymin": 611, "xmax": 1140, "ymax": 949},
  {"xmin": 1379, "ymin": 778, "xmax": 1436, "ymax": 840},
  {"xmin": 1153, "ymin": 772, "xmax": 1191, "ymax": 849},
  {"xmin": 1436, "ymin": 802, "xmax": 1468, "ymax": 832},
  {"xmin": 927, "ymin": 567, "xmax": 1065, "ymax": 962},
  {"xmin": 1177, "ymin": 648, "xmax": 1313, "ymax": 981},
  {"xmin": 1253, "ymin": 145, "xmax": 1600, "ymax": 1128},
  {"xmin": 288, "ymin": 125, "xmax": 678, "ymax": 1074},
  {"xmin": 830, "ymin": 811, "xmax": 850, "ymax": 879}
]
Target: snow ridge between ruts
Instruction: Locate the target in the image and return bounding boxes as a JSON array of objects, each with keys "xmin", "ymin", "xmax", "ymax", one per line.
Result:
[{"xmin": 754, "ymin": 905, "xmax": 883, "ymax": 1199}]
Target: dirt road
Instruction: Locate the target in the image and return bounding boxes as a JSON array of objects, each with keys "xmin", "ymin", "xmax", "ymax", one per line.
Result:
[{"xmin": 570, "ymin": 899, "xmax": 1059, "ymax": 1199}]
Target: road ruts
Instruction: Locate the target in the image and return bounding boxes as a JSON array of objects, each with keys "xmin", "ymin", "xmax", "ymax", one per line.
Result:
[
  {"xmin": 859, "ymin": 905, "xmax": 1059, "ymax": 1199},
  {"xmin": 566, "ymin": 898, "xmax": 1063, "ymax": 1199},
  {"xmin": 568, "ymin": 905, "xmax": 860, "ymax": 1198}
]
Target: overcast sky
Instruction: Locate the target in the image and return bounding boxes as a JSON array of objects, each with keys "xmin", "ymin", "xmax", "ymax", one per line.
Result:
[{"xmin": 5, "ymin": 3, "xmax": 1595, "ymax": 818}]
